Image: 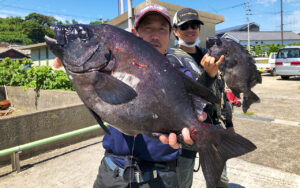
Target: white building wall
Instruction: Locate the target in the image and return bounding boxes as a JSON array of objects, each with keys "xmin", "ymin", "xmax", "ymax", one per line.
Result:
[{"xmin": 30, "ymin": 47, "xmax": 62, "ymax": 70}]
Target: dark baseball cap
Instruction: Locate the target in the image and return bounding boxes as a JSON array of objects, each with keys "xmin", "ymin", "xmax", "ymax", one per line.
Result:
[
  {"xmin": 173, "ymin": 8, "xmax": 204, "ymax": 26},
  {"xmin": 134, "ymin": 3, "xmax": 171, "ymax": 29}
]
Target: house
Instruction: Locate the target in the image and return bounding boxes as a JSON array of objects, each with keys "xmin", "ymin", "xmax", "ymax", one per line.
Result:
[
  {"xmin": 18, "ymin": 42, "xmax": 58, "ymax": 69},
  {"xmin": 222, "ymin": 31, "xmax": 300, "ymax": 46},
  {"xmin": 216, "ymin": 22, "xmax": 300, "ymax": 46},
  {"xmin": 0, "ymin": 48, "xmax": 29, "ymax": 61},
  {"xmin": 216, "ymin": 22, "xmax": 260, "ymax": 37},
  {"xmin": 108, "ymin": 0, "xmax": 224, "ymax": 48}
]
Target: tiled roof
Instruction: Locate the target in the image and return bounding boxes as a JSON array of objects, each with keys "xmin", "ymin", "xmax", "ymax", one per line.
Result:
[
  {"xmin": 18, "ymin": 42, "xmax": 47, "ymax": 50},
  {"xmin": 216, "ymin": 22, "xmax": 259, "ymax": 34}
]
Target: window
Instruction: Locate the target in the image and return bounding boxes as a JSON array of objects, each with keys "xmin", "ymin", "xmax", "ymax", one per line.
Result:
[{"xmin": 277, "ymin": 48, "xmax": 300, "ymax": 58}]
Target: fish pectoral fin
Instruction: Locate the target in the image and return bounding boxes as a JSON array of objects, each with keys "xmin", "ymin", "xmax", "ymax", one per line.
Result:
[
  {"xmin": 181, "ymin": 74, "xmax": 218, "ymax": 104},
  {"xmin": 94, "ymin": 72, "xmax": 137, "ymax": 105},
  {"xmin": 87, "ymin": 108, "xmax": 111, "ymax": 135}
]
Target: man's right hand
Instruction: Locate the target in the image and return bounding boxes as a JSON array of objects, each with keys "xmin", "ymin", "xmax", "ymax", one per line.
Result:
[
  {"xmin": 201, "ymin": 54, "xmax": 224, "ymax": 78},
  {"xmin": 53, "ymin": 57, "xmax": 63, "ymax": 68}
]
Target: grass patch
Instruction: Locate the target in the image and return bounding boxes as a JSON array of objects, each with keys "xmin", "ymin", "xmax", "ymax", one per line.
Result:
[{"xmin": 243, "ymin": 111, "xmax": 255, "ymax": 116}]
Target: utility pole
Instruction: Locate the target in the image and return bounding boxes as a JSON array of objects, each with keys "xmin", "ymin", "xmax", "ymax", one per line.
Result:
[
  {"xmin": 281, "ymin": 0, "xmax": 284, "ymax": 46},
  {"xmin": 127, "ymin": 0, "xmax": 133, "ymax": 30},
  {"xmin": 121, "ymin": 0, "xmax": 124, "ymax": 14},
  {"xmin": 118, "ymin": 0, "xmax": 120, "ymax": 16},
  {"xmin": 245, "ymin": 1, "xmax": 251, "ymax": 52}
]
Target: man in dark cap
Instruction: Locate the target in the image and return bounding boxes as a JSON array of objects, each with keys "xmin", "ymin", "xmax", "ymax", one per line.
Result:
[{"xmin": 170, "ymin": 7, "xmax": 233, "ymax": 188}]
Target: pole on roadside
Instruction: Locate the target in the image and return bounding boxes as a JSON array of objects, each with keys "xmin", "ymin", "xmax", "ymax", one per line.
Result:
[
  {"xmin": 127, "ymin": 0, "xmax": 133, "ymax": 30},
  {"xmin": 246, "ymin": 1, "xmax": 251, "ymax": 52},
  {"xmin": 121, "ymin": 0, "xmax": 124, "ymax": 14},
  {"xmin": 281, "ymin": 0, "xmax": 284, "ymax": 46}
]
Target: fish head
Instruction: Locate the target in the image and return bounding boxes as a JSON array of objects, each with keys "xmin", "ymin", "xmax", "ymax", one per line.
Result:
[
  {"xmin": 206, "ymin": 37, "xmax": 227, "ymax": 60},
  {"xmin": 45, "ymin": 24, "xmax": 139, "ymax": 106},
  {"xmin": 45, "ymin": 24, "xmax": 109, "ymax": 73}
]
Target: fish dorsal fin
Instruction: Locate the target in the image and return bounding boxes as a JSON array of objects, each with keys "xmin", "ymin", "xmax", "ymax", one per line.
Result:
[
  {"xmin": 93, "ymin": 72, "xmax": 137, "ymax": 105},
  {"xmin": 87, "ymin": 108, "xmax": 111, "ymax": 135},
  {"xmin": 181, "ymin": 72, "xmax": 219, "ymax": 104}
]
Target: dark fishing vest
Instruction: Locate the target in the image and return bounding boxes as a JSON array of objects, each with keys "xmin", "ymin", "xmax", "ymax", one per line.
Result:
[{"xmin": 166, "ymin": 48, "xmax": 205, "ymax": 83}]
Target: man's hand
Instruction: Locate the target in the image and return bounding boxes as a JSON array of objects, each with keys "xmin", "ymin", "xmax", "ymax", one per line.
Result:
[
  {"xmin": 201, "ymin": 54, "xmax": 225, "ymax": 78},
  {"xmin": 159, "ymin": 112, "xmax": 207, "ymax": 149},
  {"xmin": 53, "ymin": 57, "xmax": 63, "ymax": 68},
  {"xmin": 159, "ymin": 128, "xmax": 193, "ymax": 149}
]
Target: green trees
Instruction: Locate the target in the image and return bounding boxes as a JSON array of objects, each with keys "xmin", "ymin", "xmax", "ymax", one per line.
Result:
[
  {"xmin": 25, "ymin": 13, "xmax": 57, "ymax": 27},
  {"xmin": 0, "ymin": 13, "xmax": 56, "ymax": 44},
  {"xmin": 0, "ymin": 17, "xmax": 31, "ymax": 44},
  {"xmin": 250, "ymin": 42, "xmax": 299, "ymax": 57},
  {"xmin": 0, "ymin": 12, "xmax": 106, "ymax": 45}
]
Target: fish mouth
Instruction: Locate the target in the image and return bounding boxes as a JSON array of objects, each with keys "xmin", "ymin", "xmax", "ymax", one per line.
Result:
[{"xmin": 45, "ymin": 36, "xmax": 107, "ymax": 74}]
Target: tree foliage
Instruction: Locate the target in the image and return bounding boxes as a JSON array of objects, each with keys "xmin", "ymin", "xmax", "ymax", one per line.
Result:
[
  {"xmin": 0, "ymin": 12, "xmax": 106, "ymax": 45},
  {"xmin": 0, "ymin": 13, "xmax": 57, "ymax": 44},
  {"xmin": 250, "ymin": 42, "xmax": 300, "ymax": 57},
  {"xmin": 25, "ymin": 13, "xmax": 57, "ymax": 27},
  {"xmin": 0, "ymin": 17, "xmax": 32, "ymax": 44},
  {"xmin": 0, "ymin": 13, "xmax": 73, "ymax": 45}
]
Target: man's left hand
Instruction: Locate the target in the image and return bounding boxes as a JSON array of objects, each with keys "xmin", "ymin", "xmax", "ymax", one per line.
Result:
[{"xmin": 159, "ymin": 128, "xmax": 194, "ymax": 149}]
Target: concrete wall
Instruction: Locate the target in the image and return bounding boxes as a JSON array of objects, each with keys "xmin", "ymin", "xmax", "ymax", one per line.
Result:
[
  {"xmin": 0, "ymin": 86, "xmax": 104, "ymax": 165},
  {"xmin": 4, "ymin": 86, "xmax": 83, "ymax": 110}
]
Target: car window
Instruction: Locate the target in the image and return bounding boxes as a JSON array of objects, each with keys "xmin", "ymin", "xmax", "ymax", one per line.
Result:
[
  {"xmin": 271, "ymin": 53, "xmax": 276, "ymax": 59},
  {"xmin": 277, "ymin": 48, "xmax": 300, "ymax": 58}
]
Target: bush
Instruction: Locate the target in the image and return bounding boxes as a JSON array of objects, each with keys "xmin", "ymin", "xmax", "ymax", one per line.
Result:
[{"xmin": 0, "ymin": 58, "xmax": 74, "ymax": 91}]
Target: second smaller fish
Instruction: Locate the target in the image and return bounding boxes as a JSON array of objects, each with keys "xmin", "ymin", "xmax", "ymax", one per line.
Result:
[{"xmin": 206, "ymin": 37, "xmax": 262, "ymax": 113}]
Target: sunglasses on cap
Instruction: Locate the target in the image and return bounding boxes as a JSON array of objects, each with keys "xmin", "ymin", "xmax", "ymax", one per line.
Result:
[{"xmin": 179, "ymin": 21, "xmax": 200, "ymax": 31}]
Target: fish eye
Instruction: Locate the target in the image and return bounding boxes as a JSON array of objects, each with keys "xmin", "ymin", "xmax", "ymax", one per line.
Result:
[{"xmin": 78, "ymin": 27, "xmax": 89, "ymax": 40}]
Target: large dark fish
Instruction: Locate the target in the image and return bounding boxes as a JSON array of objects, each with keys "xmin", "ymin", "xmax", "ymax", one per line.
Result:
[
  {"xmin": 45, "ymin": 24, "xmax": 256, "ymax": 187},
  {"xmin": 206, "ymin": 37, "xmax": 262, "ymax": 113}
]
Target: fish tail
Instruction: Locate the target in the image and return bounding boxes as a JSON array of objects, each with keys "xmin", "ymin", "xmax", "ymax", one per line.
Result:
[
  {"xmin": 242, "ymin": 90, "xmax": 260, "ymax": 113},
  {"xmin": 191, "ymin": 125, "xmax": 256, "ymax": 188}
]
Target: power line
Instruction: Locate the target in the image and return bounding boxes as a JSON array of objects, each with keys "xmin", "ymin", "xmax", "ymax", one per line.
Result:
[{"xmin": 215, "ymin": 2, "xmax": 246, "ymax": 12}]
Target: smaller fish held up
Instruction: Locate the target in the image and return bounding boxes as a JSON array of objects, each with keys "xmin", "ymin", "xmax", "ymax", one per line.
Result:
[{"xmin": 206, "ymin": 37, "xmax": 262, "ymax": 113}]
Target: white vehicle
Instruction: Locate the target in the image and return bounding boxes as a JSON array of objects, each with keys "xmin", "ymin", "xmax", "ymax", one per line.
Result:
[
  {"xmin": 255, "ymin": 52, "xmax": 277, "ymax": 75},
  {"xmin": 275, "ymin": 46, "xmax": 300, "ymax": 80}
]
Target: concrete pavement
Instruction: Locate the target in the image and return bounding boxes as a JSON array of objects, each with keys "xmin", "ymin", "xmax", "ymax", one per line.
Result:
[{"xmin": 0, "ymin": 135, "xmax": 299, "ymax": 188}]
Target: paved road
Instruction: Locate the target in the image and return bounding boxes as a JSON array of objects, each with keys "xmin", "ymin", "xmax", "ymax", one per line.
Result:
[{"xmin": 0, "ymin": 75, "xmax": 299, "ymax": 188}]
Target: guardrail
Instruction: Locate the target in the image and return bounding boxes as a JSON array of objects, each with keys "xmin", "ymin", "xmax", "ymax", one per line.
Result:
[{"xmin": 0, "ymin": 124, "xmax": 102, "ymax": 173}]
